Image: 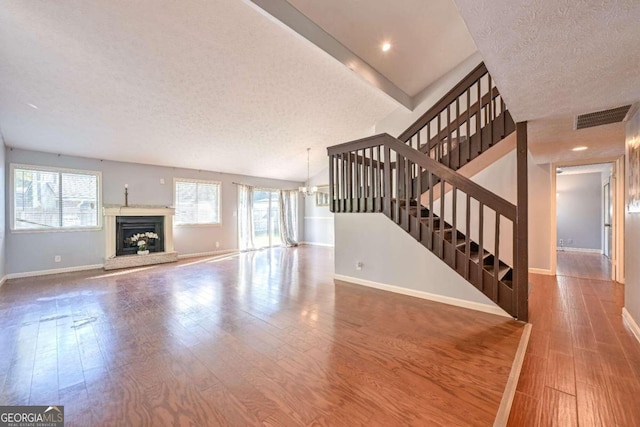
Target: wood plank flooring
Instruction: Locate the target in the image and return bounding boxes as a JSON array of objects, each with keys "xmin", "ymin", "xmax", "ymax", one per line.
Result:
[
  {"xmin": 0, "ymin": 247, "xmax": 524, "ymax": 426},
  {"xmin": 556, "ymin": 251, "xmax": 612, "ymax": 281},
  {"xmin": 508, "ymin": 252, "xmax": 640, "ymax": 426}
]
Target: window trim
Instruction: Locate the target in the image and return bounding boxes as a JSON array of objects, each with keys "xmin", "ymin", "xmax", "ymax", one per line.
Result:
[
  {"xmin": 10, "ymin": 163, "xmax": 103, "ymax": 233},
  {"xmin": 173, "ymin": 177, "xmax": 222, "ymax": 227}
]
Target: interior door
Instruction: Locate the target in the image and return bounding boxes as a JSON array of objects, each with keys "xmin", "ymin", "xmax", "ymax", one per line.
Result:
[{"xmin": 604, "ymin": 180, "xmax": 612, "ymax": 259}]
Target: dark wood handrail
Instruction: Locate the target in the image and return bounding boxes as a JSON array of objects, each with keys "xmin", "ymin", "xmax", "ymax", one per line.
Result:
[
  {"xmin": 398, "ymin": 63, "xmax": 488, "ymax": 142},
  {"xmin": 328, "ymin": 133, "xmax": 516, "ymax": 220},
  {"xmin": 419, "ymin": 87, "xmax": 500, "ymax": 152}
]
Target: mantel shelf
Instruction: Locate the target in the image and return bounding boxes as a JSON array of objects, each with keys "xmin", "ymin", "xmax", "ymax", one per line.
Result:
[{"xmin": 103, "ymin": 206, "xmax": 175, "ymax": 217}]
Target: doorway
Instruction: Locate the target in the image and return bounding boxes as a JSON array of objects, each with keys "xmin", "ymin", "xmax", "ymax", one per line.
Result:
[
  {"xmin": 252, "ymin": 190, "xmax": 282, "ymax": 248},
  {"xmin": 554, "ymin": 162, "xmax": 616, "ymax": 280}
]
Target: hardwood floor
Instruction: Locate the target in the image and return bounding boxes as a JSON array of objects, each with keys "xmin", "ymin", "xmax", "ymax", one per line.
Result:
[
  {"xmin": 556, "ymin": 251, "xmax": 612, "ymax": 281},
  {"xmin": 508, "ymin": 252, "xmax": 640, "ymax": 426},
  {"xmin": 0, "ymin": 247, "xmax": 524, "ymax": 426}
]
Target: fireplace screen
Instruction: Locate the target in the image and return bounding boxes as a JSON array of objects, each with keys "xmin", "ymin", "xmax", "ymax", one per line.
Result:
[{"xmin": 116, "ymin": 216, "xmax": 165, "ymax": 256}]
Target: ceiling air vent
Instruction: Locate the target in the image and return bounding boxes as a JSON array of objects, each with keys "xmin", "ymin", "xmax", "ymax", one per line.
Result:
[{"xmin": 576, "ymin": 105, "xmax": 631, "ymax": 130}]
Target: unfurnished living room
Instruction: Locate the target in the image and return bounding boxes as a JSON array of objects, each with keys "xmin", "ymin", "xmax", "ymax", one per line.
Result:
[{"xmin": 0, "ymin": 1, "xmax": 639, "ymax": 426}]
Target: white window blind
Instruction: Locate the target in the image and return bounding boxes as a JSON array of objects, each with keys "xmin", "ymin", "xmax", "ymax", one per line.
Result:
[
  {"xmin": 13, "ymin": 165, "xmax": 100, "ymax": 230},
  {"xmin": 175, "ymin": 179, "xmax": 221, "ymax": 225}
]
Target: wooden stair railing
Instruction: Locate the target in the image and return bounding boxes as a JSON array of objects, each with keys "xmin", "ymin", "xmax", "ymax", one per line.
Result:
[
  {"xmin": 398, "ymin": 63, "xmax": 516, "ymax": 176},
  {"xmin": 328, "ymin": 133, "xmax": 527, "ymax": 320}
]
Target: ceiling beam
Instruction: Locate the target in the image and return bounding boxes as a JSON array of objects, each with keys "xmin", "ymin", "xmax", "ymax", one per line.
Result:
[{"xmin": 247, "ymin": 0, "xmax": 413, "ymax": 111}]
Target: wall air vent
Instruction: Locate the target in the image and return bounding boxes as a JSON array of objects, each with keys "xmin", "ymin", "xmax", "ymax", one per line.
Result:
[{"xmin": 576, "ymin": 105, "xmax": 631, "ymax": 130}]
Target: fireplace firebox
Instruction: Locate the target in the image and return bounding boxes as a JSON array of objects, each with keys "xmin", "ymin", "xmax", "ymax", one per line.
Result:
[{"xmin": 116, "ymin": 216, "xmax": 165, "ymax": 256}]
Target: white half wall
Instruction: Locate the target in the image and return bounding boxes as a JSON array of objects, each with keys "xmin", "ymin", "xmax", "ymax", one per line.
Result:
[
  {"xmin": 334, "ymin": 212, "xmax": 508, "ymax": 315},
  {"xmin": 303, "ymin": 166, "xmax": 334, "ymax": 246}
]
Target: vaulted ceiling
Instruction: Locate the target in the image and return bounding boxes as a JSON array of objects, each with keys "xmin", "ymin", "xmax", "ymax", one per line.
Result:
[
  {"xmin": 1, "ymin": 0, "xmax": 638, "ymax": 178},
  {"xmin": 0, "ymin": 0, "xmax": 476, "ymax": 181}
]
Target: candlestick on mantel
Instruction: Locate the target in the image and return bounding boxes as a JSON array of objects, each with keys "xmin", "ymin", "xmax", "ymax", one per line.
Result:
[{"xmin": 124, "ymin": 185, "xmax": 129, "ymax": 207}]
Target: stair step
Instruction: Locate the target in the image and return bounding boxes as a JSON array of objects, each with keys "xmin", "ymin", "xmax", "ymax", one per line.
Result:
[
  {"xmin": 482, "ymin": 258, "xmax": 511, "ymax": 280},
  {"xmin": 469, "ymin": 250, "xmax": 491, "ymax": 263}
]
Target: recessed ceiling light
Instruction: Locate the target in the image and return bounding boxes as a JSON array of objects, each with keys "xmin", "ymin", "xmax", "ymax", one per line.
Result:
[
  {"xmin": 381, "ymin": 42, "xmax": 391, "ymax": 52},
  {"xmin": 572, "ymin": 146, "xmax": 588, "ymax": 151},
  {"xmin": 27, "ymin": 103, "xmax": 39, "ymax": 109}
]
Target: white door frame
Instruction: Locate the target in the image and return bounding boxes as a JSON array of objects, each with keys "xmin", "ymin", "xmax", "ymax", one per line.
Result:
[{"xmin": 550, "ymin": 156, "xmax": 625, "ymax": 282}]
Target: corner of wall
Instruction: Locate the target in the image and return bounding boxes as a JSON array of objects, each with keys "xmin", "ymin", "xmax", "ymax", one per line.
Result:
[
  {"xmin": 625, "ymin": 108, "xmax": 640, "ymax": 325},
  {"xmin": 0, "ymin": 135, "xmax": 6, "ymax": 284}
]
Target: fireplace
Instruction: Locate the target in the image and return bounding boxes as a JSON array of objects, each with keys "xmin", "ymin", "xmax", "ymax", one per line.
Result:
[
  {"xmin": 116, "ymin": 216, "xmax": 165, "ymax": 256},
  {"xmin": 103, "ymin": 205, "xmax": 177, "ymax": 270}
]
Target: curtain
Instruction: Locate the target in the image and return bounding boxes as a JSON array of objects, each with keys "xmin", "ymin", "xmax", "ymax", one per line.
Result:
[
  {"xmin": 237, "ymin": 184, "xmax": 255, "ymax": 251},
  {"xmin": 279, "ymin": 190, "xmax": 299, "ymax": 247}
]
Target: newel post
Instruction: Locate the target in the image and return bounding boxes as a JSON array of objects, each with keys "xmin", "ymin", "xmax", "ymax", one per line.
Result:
[{"xmin": 515, "ymin": 121, "xmax": 529, "ymax": 321}]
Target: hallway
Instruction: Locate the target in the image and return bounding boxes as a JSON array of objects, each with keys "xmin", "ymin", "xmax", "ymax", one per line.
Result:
[
  {"xmin": 508, "ymin": 252, "xmax": 640, "ymax": 426},
  {"xmin": 556, "ymin": 251, "xmax": 612, "ymax": 282}
]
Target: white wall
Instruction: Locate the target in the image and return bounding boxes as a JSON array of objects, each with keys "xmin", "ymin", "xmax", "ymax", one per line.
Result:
[
  {"xmin": 334, "ymin": 212, "xmax": 507, "ymax": 315},
  {"xmin": 6, "ymin": 148, "xmax": 303, "ymax": 275},
  {"xmin": 375, "ymin": 52, "xmax": 482, "ymax": 137},
  {"xmin": 0, "ymin": 142, "xmax": 5, "ymax": 281},
  {"xmin": 303, "ymin": 167, "xmax": 334, "ymax": 246},
  {"xmin": 625, "ymin": 109, "xmax": 640, "ymax": 326},
  {"xmin": 557, "ymin": 172, "xmax": 602, "ymax": 251}
]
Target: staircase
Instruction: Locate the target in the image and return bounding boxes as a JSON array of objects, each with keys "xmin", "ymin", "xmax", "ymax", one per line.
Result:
[{"xmin": 326, "ymin": 63, "xmax": 529, "ymax": 321}]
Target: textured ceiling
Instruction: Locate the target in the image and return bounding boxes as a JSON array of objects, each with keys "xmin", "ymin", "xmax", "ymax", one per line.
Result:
[
  {"xmin": 529, "ymin": 115, "xmax": 625, "ymax": 165},
  {"xmin": 454, "ymin": 0, "xmax": 640, "ymax": 121},
  {"xmin": 0, "ymin": 0, "xmax": 399, "ymax": 181},
  {"xmin": 287, "ymin": 0, "xmax": 478, "ymax": 97},
  {"xmin": 557, "ymin": 163, "xmax": 612, "ymax": 176}
]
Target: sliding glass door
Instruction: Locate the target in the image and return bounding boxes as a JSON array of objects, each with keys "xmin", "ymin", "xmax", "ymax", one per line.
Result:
[{"xmin": 252, "ymin": 190, "xmax": 282, "ymax": 248}]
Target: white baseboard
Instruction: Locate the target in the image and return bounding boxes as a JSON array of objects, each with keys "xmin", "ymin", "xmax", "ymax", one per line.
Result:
[
  {"xmin": 177, "ymin": 249, "xmax": 238, "ymax": 259},
  {"xmin": 557, "ymin": 247, "xmax": 602, "ymax": 254},
  {"xmin": 334, "ymin": 274, "xmax": 511, "ymax": 318},
  {"xmin": 494, "ymin": 323, "xmax": 532, "ymax": 427},
  {"xmin": 301, "ymin": 242, "xmax": 335, "ymax": 248},
  {"xmin": 7, "ymin": 264, "xmax": 104, "ymax": 280},
  {"xmin": 529, "ymin": 267, "xmax": 553, "ymax": 275},
  {"xmin": 0, "ymin": 275, "xmax": 7, "ymax": 290},
  {"xmin": 622, "ymin": 308, "xmax": 640, "ymax": 344}
]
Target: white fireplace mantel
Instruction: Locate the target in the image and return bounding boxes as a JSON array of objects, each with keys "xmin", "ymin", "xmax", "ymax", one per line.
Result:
[{"xmin": 103, "ymin": 205, "xmax": 177, "ymax": 270}]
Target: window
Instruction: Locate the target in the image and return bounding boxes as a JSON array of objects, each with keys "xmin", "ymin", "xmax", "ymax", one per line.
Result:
[
  {"xmin": 174, "ymin": 178, "xmax": 221, "ymax": 225},
  {"xmin": 12, "ymin": 164, "xmax": 101, "ymax": 231}
]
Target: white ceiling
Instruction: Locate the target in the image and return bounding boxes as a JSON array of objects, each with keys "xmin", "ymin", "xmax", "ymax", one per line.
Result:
[
  {"xmin": 529, "ymin": 115, "xmax": 626, "ymax": 164},
  {"xmin": 4, "ymin": 0, "xmax": 637, "ymax": 180},
  {"xmin": 557, "ymin": 162, "xmax": 612, "ymax": 176},
  {"xmin": 287, "ymin": 0, "xmax": 478, "ymax": 97},
  {"xmin": 453, "ymin": 0, "xmax": 640, "ymax": 122},
  {"xmin": 0, "ymin": 0, "xmax": 400, "ymax": 181}
]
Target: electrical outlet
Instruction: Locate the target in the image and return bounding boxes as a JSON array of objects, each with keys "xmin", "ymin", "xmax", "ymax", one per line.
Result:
[
  {"xmin": 559, "ymin": 239, "xmax": 564, "ymax": 246},
  {"xmin": 356, "ymin": 261, "xmax": 364, "ymax": 270},
  {"xmin": 54, "ymin": 255, "xmax": 61, "ymax": 263},
  {"xmin": 160, "ymin": 178, "xmax": 165, "ymax": 185},
  {"xmin": 215, "ymin": 241, "xmax": 220, "ymax": 248}
]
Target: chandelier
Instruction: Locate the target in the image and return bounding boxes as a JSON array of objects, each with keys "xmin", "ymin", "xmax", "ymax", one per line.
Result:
[{"xmin": 298, "ymin": 147, "xmax": 318, "ymax": 197}]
